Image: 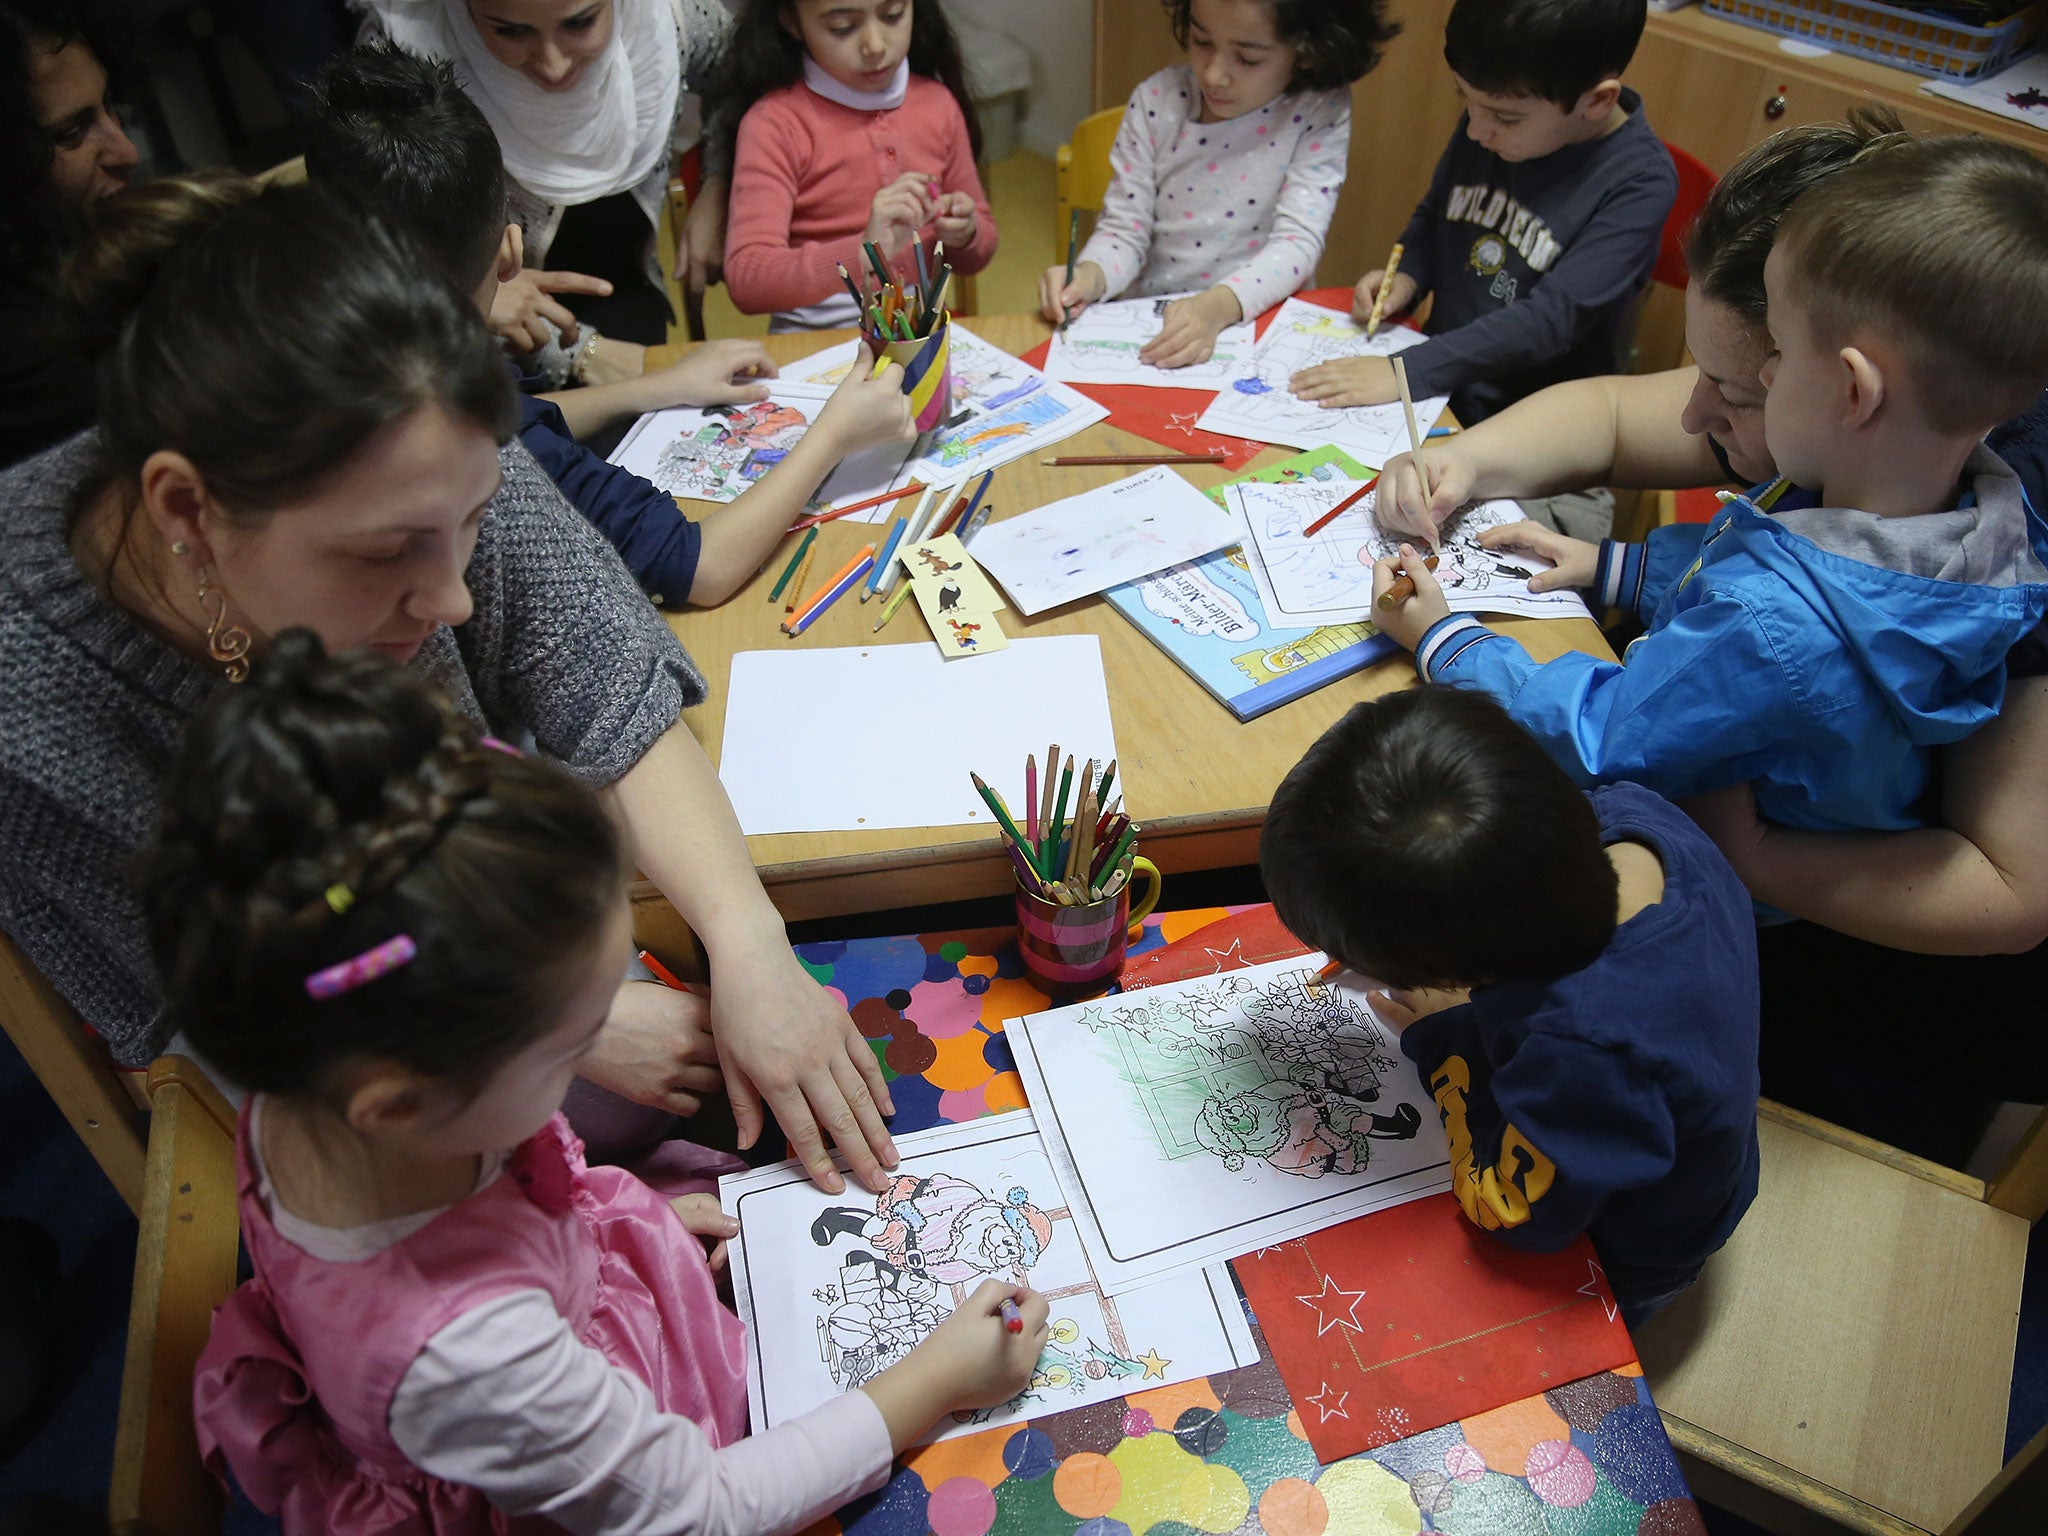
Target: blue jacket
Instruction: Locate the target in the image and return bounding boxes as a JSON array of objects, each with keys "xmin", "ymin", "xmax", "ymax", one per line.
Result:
[
  {"xmin": 1416, "ymin": 451, "xmax": 2048, "ymax": 834},
  {"xmin": 517, "ymin": 392, "xmax": 702, "ymax": 607}
]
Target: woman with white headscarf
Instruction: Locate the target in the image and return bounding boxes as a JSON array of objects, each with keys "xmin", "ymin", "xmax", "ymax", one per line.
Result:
[{"xmin": 356, "ymin": 0, "xmax": 734, "ymax": 364}]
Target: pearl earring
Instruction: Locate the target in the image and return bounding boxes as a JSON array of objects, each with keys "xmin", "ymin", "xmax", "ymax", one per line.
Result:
[{"xmin": 171, "ymin": 541, "xmax": 189, "ymax": 556}]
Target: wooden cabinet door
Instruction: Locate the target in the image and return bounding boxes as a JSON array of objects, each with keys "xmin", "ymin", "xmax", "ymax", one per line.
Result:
[
  {"xmin": 1741, "ymin": 73, "xmax": 1958, "ymax": 146},
  {"xmin": 1625, "ymin": 24, "xmax": 1767, "ymax": 173}
]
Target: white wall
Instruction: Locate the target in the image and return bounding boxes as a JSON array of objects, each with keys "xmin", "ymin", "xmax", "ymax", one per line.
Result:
[{"xmin": 944, "ymin": 0, "xmax": 1095, "ymax": 158}]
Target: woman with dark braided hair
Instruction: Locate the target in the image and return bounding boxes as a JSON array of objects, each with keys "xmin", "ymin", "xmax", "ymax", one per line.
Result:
[
  {"xmin": 149, "ymin": 632, "xmax": 1048, "ymax": 1534},
  {"xmin": 1, "ymin": 170, "xmax": 902, "ymax": 1193}
]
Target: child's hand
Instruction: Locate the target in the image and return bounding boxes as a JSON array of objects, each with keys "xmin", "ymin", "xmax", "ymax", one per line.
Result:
[
  {"xmin": 490, "ymin": 266, "xmax": 614, "ymax": 352},
  {"xmin": 1350, "ymin": 268, "xmax": 1419, "ymax": 326},
  {"xmin": 638, "ymin": 339, "xmax": 776, "ymax": 412},
  {"xmin": 1369, "ymin": 542, "xmax": 1451, "ymax": 651},
  {"xmin": 1139, "ymin": 288, "xmax": 1241, "ymax": 369},
  {"xmin": 1370, "ymin": 985, "xmax": 1471, "ymax": 1033},
  {"xmin": 578, "ymin": 979, "xmax": 724, "ymax": 1116},
  {"xmin": 669, "ymin": 1193, "xmax": 739, "ymax": 1272},
  {"xmin": 1040, "ymin": 260, "xmax": 1106, "ymax": 325},
  {"xmin": 861, "ymin": 1282, "xmax": 1049, "ymax": 1451},
  {"xmin": 867, "ymin": 172, "xmax": 938, "ymax": 257},
  {"xmin": 1289, "ymin": 353, "xmax": 1398, "ymax": 409},
  {"xmin": 1476, "ymin": 522, "xmax": 1598, "ymax": 593},
  {"xmin": 1378, "ymin": 447, "xmax": 1476, "ymax": 549},
  {"xmin": 811, "ymin": 343, "xmax": 916, "ymax": 454},
  {"xmin": 934, "ymin": 190, "xmax": 977, "ymax": 248}
]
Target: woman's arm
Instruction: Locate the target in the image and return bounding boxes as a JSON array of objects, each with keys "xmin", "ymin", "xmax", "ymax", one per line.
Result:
[{"xmin": 1689, "ymin": 678, "xmax": 2048, "ymax": 954}]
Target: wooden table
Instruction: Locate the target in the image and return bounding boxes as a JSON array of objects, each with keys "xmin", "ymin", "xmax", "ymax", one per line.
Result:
[{"xmin": 646, "ymin": 314, "xmax": 1615, "ymax": 922}]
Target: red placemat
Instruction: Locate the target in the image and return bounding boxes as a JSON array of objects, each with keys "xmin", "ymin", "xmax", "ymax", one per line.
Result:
[
  {"xmin": 1232, "ymin": 1194, "xmax": 1635, "ymax": 1462},
  {"xmin": 1018, "ymin": 287, "xmax": 1362, "ymax": 470}
]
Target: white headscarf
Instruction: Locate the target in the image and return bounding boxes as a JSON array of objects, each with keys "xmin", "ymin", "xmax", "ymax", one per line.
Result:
[{"xmin": 356, "ymin": 0, "xmax": 680, "ymax": 205}]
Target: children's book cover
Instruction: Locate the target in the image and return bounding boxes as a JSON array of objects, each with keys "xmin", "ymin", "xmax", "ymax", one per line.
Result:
[
  {"xmin": 1100, "ymin": 445, "xmax": 1399, "ymax": 721},
  {"xmin": 1232, "ymin": 1195, "xmax": 1635, "ymax": 1463}
]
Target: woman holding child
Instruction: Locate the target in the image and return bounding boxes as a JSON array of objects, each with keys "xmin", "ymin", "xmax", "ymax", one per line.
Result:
[
  {"xmin": 1376, "ymin": 111, "xmax": 2048, "ymax": 1141},
  {"xmin": 0, "ymin": 171, "xmax": 900, "ymax": 1195}
]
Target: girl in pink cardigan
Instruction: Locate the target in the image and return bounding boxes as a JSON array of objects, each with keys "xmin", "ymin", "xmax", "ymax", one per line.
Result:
[
  {"xmin": 159, "ymin": 635, "xmax": 1048, "ymax": 1535},
  {"xmin": 719, "ymin": 0, "xmax": 998, "ymax": 330}
]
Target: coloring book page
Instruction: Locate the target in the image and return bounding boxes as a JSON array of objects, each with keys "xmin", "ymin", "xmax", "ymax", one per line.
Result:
[
  {"xmin": 969, "ymin": 465, "xmax": 1243, "ymax": 616},
  {"xmin": 784, "ymin": 326, "xmax": 1108, "ymax": 488},
  {"xmin": 1231, "ymin": 482, "xmax": 1589, "ymax": 625},
  {"xmin": 1197, "ymin": 298, "xmax": 1448, "ymax": 464},
  {"xmin": 1006, "ymin": 957, "xmax": 1452, "ymax": 1293},
  {"xmin": 720, "ymin": 1112, "xmax": 1258, "ymax": 1442},
  {"xmin": 1042, "ymin": 292, "xmax": 1256, "ymax": 390},
  {"xmin": 608, "ymin": 385, "xmax": 918, "ymax": 517}
]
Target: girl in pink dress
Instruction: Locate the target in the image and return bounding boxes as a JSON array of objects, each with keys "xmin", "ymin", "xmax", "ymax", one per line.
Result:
[{"xmin": 145, "ymin": 633, "xmax": 1048, "ymax": 1535}]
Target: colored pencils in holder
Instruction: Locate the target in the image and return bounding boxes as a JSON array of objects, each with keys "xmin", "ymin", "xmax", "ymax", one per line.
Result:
[
  {"xmin": 1025, "ymin": 755, "xmax": 1039, "ymax": 845},
  {"xmin": 1301, "ymin": 474, "xmax": 1381, "ymax": 539},
  {"xmin": 783, "ymin": 544, "xmax": 876, "ymax": 635}
]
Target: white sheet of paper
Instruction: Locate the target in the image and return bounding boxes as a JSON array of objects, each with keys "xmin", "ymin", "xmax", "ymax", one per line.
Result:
[
  {"xmin": 969, "ymin": 465, "xmax": 1244, "ymax": 617},
  {"xmin": 721, "ymin": 1112, "xmax": 1258, "ymax": 1441},
  {"xmin": 1006, "ymin": 956, "xmax": 1453, "ymax": 1293},
  {"xmin": 1043, "ymin": 292, "xmax": 1257, "ymax": 390},
  {"xmin": 718, "ymin": 636, "xmax": 1117, "ymax": 834},
  {"xmin": 1922, "ymin": 54, "xmax": 2048, "ymax": 130},
  {"xmin": 784, "ymin": 326, "xmax": 1109, "ymax": 484},
  {"xmin": 608, "ymin": 387, "xmax": 918, "ymax": 518},
  {"xmin": 1233, "ymin": 482, "xmax": 1590, "ymax": 624},
  {"xmin": 1197, "ymin": 298, "xmax": 1450, "ymax": 464}
]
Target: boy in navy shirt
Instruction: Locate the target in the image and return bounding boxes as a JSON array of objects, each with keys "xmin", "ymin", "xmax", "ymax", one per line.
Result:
[
  {"xmin": 1261, "ymin": 686, "xmax": 1759, "ymax": 1325},
  {"xmin": 304, "ymin": 43, "xmax": 912, "ymax": 608},
  {"xmin": 1289, "ymin": 0, "xmax": 1675, "ymax": 442}
]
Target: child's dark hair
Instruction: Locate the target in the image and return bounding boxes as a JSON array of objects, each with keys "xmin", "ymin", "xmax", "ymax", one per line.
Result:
[
  {"xmin": 140, "ymin": 631, "xmax": 629, "ymax": 1101},
  {"xmin": 0, "ymin": 0, "xmax": 136, "ymax": 265},
  {"xmin": 1260, "ymin": 687, "xmax": 1618, "ymax": 989},
  {"xmin": 304, "ymin": 40, "xmax": 509, "ymax": 296},
  {"xmin": 1442, "ymin": 0, "xmax": 1645, "ymax": 110},
  {"xmin": 1685, "ymin": 106, "xmax": 1904, "ymax": 331},
  {"xmin": 64, "ymin": 171, "xmax": 514, "ymax": 536},
  {"xmin": 711, "ymin": 0, "xmax": 981, "ymax": 166},
  {"xmin": 1161, "ymin": 0, "xmax": 1400, "ymax": 91}
]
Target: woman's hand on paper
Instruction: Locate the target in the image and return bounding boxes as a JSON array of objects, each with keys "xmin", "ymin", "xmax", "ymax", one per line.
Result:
[
  {"xmin": 1475, "ymin": 522, "xmax": 1597, "ymax": 593},
  {"xmin": 712, "ymin": 938, "xmax": 900, "ymax": 1196},
  {"xmin": 490, "ymin": 265, "xmax": 614, "ymax": 352},
  {"xmin": 1368, "ymin": 542, "xmax": 1450, "ymax": 650},
  {"xmin": 1139, "ymin": 287, "xmax": 1242, "ymax": 369},
  {"xmin": 867, "ymin": 171, "xmax": 938, "ymax": 257},
  {"xmin": 1349, "ymin": 268, "xmax": 1418, "ymax": 326},
  {"xmin": 1288, "ymin": 352, "xmax": 1397, "ymax": 409},
  {"xmin": 578, "ymin": 978, "xmax": 725, "ymax": 1116},
  {"xmin": 812, "ymin": 344, "xmax": 915, "ymax": 454},
  {"xmin": 1039, "ymin": 260, "xmax": 1106, "ymax": 326}
]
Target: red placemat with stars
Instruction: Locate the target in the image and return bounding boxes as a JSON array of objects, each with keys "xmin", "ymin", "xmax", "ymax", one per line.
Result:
[
  {"xmin": 1231, "ymin": 1195, "xmax": 1635, "ymax": 1464},
  {"xmin": 1018, "ymin": 288, "xmax": 1364, "ymax": 471}
]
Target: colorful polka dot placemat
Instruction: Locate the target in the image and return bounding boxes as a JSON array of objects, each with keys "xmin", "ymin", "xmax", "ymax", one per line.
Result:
[{"xmin": 791, "ymin": 913, "xmax": 1703, "ymax": 1536}]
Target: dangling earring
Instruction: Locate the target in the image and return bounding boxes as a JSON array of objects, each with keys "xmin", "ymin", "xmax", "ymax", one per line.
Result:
[{"xmin": 193, "ymin": 567, "xmax": 252, "ymax": 683}]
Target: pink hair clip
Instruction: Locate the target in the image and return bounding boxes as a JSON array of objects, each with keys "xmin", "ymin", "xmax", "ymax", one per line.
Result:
[
  {"xmin": 305, "ymin": 934, "xmax": 418, "ymax": 1000},
  {"xmin": 479, "ymin": 735, "xmax": 521, "ymax": 756}
]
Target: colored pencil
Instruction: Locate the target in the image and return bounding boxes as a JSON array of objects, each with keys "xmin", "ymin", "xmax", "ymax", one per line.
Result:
[
  {"xmin": 1041, "ymin": 452, "xmax": 1226, "ymax": 467},
  {"xmin": 783, "ymin": 545, "xmax": 875, "ymax": 635},
  {"xmin": 872, "ymin": 580, "xmax": 916, "ymax": 632},
  {"xmin": 1025, "ymin": 755, "xmax": 1039, "ymax": 844},
  {"xmin": 865, "ymin": 514, "xmax": 910, "ymax": 600},
  {"xmin": 875, "ymin": 482, "xmax": 944, "ymax": 604},
  {"xmin": 864, "ymin": 240, "xmax": 892, "ymax": 290},
  {"xmin": 1006, "ymin": 841, "xmax": 1046, "ymax": 895},
  {"xmin": 783, "ymin": 538, "xmax": 817, "ymax": 615},
  {"xmin": 1376, "ymin": 551, "xmax": 1441, "ymax": 611},
  {"xmin": 637, "ymin": 949, "xmax": 690, "ymax": 990},
  {"xmin": 1096, "ymin": 759, "xmax": 1117, "ymax": 810},
  {"xmin": 1301, "ymin": 475, "xmax": 1382, "ymax": 539},
  {"xmin": 1096, "ymin": 822, "xmax": 1138, "ymax": 883},
  {"xmin": 927, "ymin": 491, "xmax": 973, "ymax": 540},
  {"xmin": 970, "ymin": 773, "xmax": 1039, "ymax": 875},
  {"xmin": 835, "ymin": 261, "xmax": 866, "ymax": 313},
  {"xmin": 913, "ymin": 232, "xmax": 929, "ymax": 292},
  {"xmin": 1039, "ymin": 742, "xmax": 1059, "ymax": 869},
  {"xmin": 767, "ymin": 526, "xmax": 817, "ymax": 603},
  {"xmin": 1068, "ymin": 759, "xmax": 1097, "ymax": 884},
  {"xmin": 954, "ymin": 470, "xmax": 995, "ymax": 535},
  {"xmin": 1426, "ymin": 426, "xmax": 1457, "ymax": 438},
  {"xmin": 789, "ymin": 481, "xmax": 927, "ymax": 531},
  {"xmin": 1046, "ymin": 753, "xmax": 1072, "ymax": 870},
  {"xmin": 1060, "ymin": 207, "xmax": 1080, "ymax": 331},
  {"xmin": 1315, "ymin": 957, "xmax": 1345, "ymax": 982},
  {"xmin": 1364, "ymin": 242, "xmax": 1404, "ymax": 339},
  {"xmin": 1393, "ymin": 354, "xmax": 1424, "ymax": 459}
]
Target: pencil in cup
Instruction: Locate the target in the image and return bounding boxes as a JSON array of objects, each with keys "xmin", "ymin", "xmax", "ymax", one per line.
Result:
[{"xmin": 1013, "ymin": 848, "xmax": 1162, "ymax": 999}]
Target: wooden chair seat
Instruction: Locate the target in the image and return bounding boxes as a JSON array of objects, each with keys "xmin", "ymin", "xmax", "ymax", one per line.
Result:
[{"xmin": 1638, "ymin": 1100, "xmax": 2038, "ymax": 1535}]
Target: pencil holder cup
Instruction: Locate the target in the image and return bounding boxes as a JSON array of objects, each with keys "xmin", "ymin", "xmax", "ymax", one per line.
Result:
[
  {"xmin": 883, "ymin": 315, "xmax": 953, "ymax": 433},
  {"xmin": 1014, "ymin": 857, "xmax": 1162, "ymax": 1000}
]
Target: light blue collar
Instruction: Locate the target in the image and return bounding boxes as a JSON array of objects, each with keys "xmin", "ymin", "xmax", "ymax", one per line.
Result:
[{"xmin": 802, "ymin": 55, "xmax": 909, "ymax": 112}]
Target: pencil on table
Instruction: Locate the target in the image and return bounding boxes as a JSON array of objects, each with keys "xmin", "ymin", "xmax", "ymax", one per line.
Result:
[
  {"xmin": 767, "ymin": 526, "xmax": 817, "ymax": 603},
  {"xmin": 783, "ymin": 544, "xmax": 875, "ymax": 635},
  {"xmin": 865, "ymin": 513, "xmax": 910, "ymax": 601},
  {"xmin": 927, "ymin": 491, "xmax": 973, "ymax": 540},
  {"xmin": 1364, "ymin": 242, "xmax": 1404, "ymax": 339},
  {"xmin": 875, "ymin": 482, "xmax": 943, "ymax": 604},
  {"xmin": 1041, "ymin": 452, "xmax": 1227, "ymax": 467},
  {"xmin": 872, "ymin": 581, "xmax": 915, "ymax": 632},
  {"xmin": 783, "ymin": 538, "xmax": 818, "ymax": 615},
  {"xmin": 791, "ymin": 480, "xmax": 927, "ymax": 530}
]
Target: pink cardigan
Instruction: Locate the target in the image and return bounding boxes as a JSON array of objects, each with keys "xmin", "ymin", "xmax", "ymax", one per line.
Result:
[{"xmin": 724, "ymin": 75, "xmax": 997, "ymax": 316}]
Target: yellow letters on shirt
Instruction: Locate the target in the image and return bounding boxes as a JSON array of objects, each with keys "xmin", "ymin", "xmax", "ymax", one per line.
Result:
[{"xmin": 1427, "ymin": 1056, "xmax": 1559, "ymax": 1233}]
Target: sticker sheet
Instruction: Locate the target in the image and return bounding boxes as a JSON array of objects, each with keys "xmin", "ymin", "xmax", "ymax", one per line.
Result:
[{"xmin": 721, "ymin": 1112, "xmax": 1258, "ymax": 1442}]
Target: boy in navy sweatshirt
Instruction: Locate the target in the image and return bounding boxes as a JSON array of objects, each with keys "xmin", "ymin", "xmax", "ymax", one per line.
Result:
[
  {"xmin": 1289, "ymin": 0, "xmax": 1675, "ymax": 440},
  {"xmin": 1261, "ymin": 686, "xmax": 1759, "ymax": 1326},
  {"xmin": 304, "ymin": 42, "xmax": 912, "ymax": 608}
]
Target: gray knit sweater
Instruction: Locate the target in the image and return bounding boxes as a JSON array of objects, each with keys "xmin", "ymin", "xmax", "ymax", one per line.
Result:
[{"xmin": 0, "ymin": 432, "xmax": 704, "ymax": 1065}]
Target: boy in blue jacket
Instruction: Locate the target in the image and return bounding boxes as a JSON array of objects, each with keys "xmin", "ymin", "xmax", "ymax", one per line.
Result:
[
  {"xmin": 1261, "ymin": 686, "xmax": 1760, "ymax": 1326},
  {"xmin": 304, "ymin": 43, "xmax": 911, "ymax": 607},
  {"xmin": 1372, "ymin": 134, "xmax": 2048, "ymax": 841}
]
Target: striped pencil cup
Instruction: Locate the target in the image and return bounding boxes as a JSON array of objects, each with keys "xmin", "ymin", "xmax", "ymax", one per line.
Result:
[
  {"xmin": 1013, "ymin": 858, "xmax": 1162, "ymax": 1000},
  {"xmin": 885, "ymin": 316, "xmax": 953, "ymax": 433}
]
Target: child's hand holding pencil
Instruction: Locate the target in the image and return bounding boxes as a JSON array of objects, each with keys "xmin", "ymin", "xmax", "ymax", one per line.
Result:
[{"xmin": 1368, "ymin": 542, "xmax": 1451, "ymax": 651}]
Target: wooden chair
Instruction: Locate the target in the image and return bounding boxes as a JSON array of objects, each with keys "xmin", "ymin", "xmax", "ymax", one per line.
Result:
[
  {"xmin": 109, "ymin": 1056, "xmax": 242, "ymax": 1536},
  {"xmin": 0, "ymin": 928, "xmax": 148, "ymax": 1215},
  {"xmin": 1053, "ymin": 106, "xmax": 1124, "ymax": 260},
  {"xmin": 1636, "ymin": 1096, "xmax": 2048, "ymax": 1535}
]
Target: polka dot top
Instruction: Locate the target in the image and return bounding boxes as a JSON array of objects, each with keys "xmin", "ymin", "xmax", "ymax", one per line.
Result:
[{"xmin": 1076, "ymin": 64, "xmax": 1351, "ymax": 319}]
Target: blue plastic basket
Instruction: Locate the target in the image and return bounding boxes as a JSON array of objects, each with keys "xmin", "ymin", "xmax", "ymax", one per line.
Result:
[{"xmin": 1702, "ymin": 0, "xmax": 2045, "ymax": 79}]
